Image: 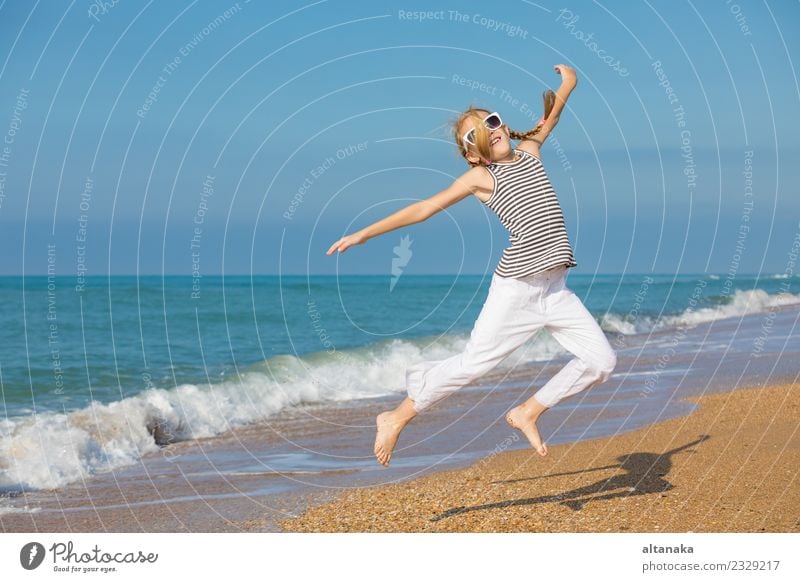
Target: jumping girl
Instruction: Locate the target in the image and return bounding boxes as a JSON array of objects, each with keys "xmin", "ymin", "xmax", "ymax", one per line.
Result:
[{"xmin": 327, "ymin": 64, "xmax": 617, "ymax": 467}]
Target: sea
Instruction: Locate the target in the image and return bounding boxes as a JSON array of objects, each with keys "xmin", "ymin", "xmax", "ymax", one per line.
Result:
[{"xmin": 0, "ymin": 272, "xmax": 798, "ymax": 498}]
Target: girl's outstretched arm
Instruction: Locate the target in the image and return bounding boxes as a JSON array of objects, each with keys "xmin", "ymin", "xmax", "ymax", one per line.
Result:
[{"xmin": 326, "ymin": 167, "xmax": 483, "ymax": 255}]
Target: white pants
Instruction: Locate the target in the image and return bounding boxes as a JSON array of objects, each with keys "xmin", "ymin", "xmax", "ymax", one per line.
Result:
[{"xmin": 406, "ymin": 265, "xmax": 617, "ymax": 413}]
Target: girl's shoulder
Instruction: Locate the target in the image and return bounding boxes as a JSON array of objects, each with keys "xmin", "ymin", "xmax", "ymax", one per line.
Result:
[{"xmin": 465, "ymin": 165, "xmax": 495, "ymax": 194}]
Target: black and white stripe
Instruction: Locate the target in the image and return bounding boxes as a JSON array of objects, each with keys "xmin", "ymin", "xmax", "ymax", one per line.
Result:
[{"xmin": 483, "ymin": 148, "xmax": 577, "ymax": 278}]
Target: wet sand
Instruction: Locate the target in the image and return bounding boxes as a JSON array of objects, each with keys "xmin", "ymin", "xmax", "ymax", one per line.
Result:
[{"xmin": 279, "ymin": 381, "xmax": 800, "ymax": 532}]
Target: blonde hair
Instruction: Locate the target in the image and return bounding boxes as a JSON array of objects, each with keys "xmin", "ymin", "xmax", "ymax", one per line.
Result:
[{"xmin": 451, "ymin": 90, "xmax": 556, "ymax": 167}]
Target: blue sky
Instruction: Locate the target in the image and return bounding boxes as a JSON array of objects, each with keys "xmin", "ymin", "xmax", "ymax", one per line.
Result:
[{"xmin": 0, "ymin": 0, "xmax": 798, "ymax": 276}]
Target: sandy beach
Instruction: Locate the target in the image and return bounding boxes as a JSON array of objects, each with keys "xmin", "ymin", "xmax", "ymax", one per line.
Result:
[{"xmin": 279, "ymin": 381, "xmax": 800, "ymax": 532}]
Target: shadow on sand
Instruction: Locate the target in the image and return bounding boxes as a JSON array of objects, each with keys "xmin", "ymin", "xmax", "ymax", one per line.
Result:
[{"xmin": 430, "ymin": 435, "xmax": 710, "ymax": 522}]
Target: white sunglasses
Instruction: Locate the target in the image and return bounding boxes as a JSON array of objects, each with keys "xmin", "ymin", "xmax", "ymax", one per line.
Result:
[{"xmin": 461, "ymin": 111, "xmax": 504, "ymax": 146}]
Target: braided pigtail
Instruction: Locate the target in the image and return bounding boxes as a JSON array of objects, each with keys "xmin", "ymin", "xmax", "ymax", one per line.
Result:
[{"xmin": 507, "ymin": 89, "xmax": 556, "ymax": 141}]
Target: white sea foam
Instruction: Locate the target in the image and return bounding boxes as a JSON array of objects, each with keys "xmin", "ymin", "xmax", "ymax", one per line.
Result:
[
  {"xmin": 0, "ymin": 499, "xmax": 40, "ymax": 515},
  {"xmin": 0, "ymin": 332, "xmax": 563, "ymax": 491},
  {"xmin": 599, "ymin": 312, "xmax": 645, "ymax": 335},
  {"xmin": 659, "ymin": 288, "xmax": 800, "ymax": 329},
  {"xmin": 601, "ymin": 288, "xmax": 800, "ymax": 335}
]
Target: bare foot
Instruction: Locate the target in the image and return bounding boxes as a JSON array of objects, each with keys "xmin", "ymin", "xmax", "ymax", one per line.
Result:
[
  {"xmin": 506, "ymin": 404, "xmax": 548, "ymax": 456},
  {"xmin": 374, "ymin": 410, "xmax": 409, "ymax": 467}
]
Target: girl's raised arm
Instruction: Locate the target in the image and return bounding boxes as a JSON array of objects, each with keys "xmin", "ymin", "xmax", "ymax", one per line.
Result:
[
  {"xmin": 326, "ymin": 167, "xmax": 483, "ymax": 255},
  {"xmin": 521, "ymin": 64, "xmax": 578, "ymax": 151}
]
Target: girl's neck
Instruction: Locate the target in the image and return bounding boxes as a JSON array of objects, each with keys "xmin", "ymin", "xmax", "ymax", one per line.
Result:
[{"xmin": 492, "ymin": 149, "xmax": 520, "ymax": 164}]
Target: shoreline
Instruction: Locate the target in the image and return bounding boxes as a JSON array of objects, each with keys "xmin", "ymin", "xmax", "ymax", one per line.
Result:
[
  {"xmin": 2, "ymin": 306, "xmax": 797, "ymax": 534},
  {"xmin": 278, "ymin": 381, "xmax": 800, "ymax": 532}
]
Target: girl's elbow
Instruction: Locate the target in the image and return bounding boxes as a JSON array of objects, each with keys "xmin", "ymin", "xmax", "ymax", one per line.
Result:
[{"xmin": 413, "ymin": 202, "xmax": 436, "ymax": 224}]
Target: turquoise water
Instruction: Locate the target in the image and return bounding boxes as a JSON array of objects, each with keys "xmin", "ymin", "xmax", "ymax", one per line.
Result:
[
  {"xmin": 0, "ymin": 273, "xmax": 795, "ymax": 417},
  {"xmin": 0, "ymin": 272, "xmax": 797, "ymax": 490}
]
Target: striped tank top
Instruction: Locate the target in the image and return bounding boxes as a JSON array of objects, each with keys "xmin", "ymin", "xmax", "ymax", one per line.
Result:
[{"xmin": 482, "ymin": 148, "xmax": 577, "ymax": 278}]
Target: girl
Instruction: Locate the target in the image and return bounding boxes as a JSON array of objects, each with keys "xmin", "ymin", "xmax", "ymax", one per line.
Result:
[{"xmin": 327, "ymin": 64, "xmax": 617, "ymax": 467}]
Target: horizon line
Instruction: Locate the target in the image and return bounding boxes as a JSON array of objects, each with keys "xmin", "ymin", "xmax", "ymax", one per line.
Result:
[{"xmin": 0, "ymin": 272, "xmax": 790, "ymax": 278}]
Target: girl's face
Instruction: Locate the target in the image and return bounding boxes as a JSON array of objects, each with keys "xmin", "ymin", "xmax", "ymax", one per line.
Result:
[
  {"xmin": 458, "ymin": 110, "xmax": 513, "ymax": 164},
  {"xmin": 459, "ymin": 111, "xmax": 512, "ymax": 165}
]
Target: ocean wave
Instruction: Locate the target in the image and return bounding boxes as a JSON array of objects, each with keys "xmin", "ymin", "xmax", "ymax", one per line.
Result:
[
  {"xmin": 0, "ymin": 332, "xmax": 564, "ymax": 491},
  {"xmin": 660, "ymin": 288, "xmax": 800, "ymax": 328},
  {"xmin": 601, "ymin": 288, "xmax": 800, "ymax": 335}
]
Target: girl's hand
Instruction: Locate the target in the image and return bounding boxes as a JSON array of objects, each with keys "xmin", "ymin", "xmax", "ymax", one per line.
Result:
[
  {"xmin": 554, "ymin": 63, "xmax": 577, "ymax": 85},
  {"xmin": 326, "ymin": 231, "xmax": 367, "ymax": 255}
]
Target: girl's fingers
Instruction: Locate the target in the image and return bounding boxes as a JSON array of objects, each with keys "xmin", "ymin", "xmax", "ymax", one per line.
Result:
[
  {"xmin": 329, "ymin": 240, "xmax": 348, "ymax": 254},
  {"xmin": 327, "ymin": 234, "xmax": 361, "ymax": 255}
]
